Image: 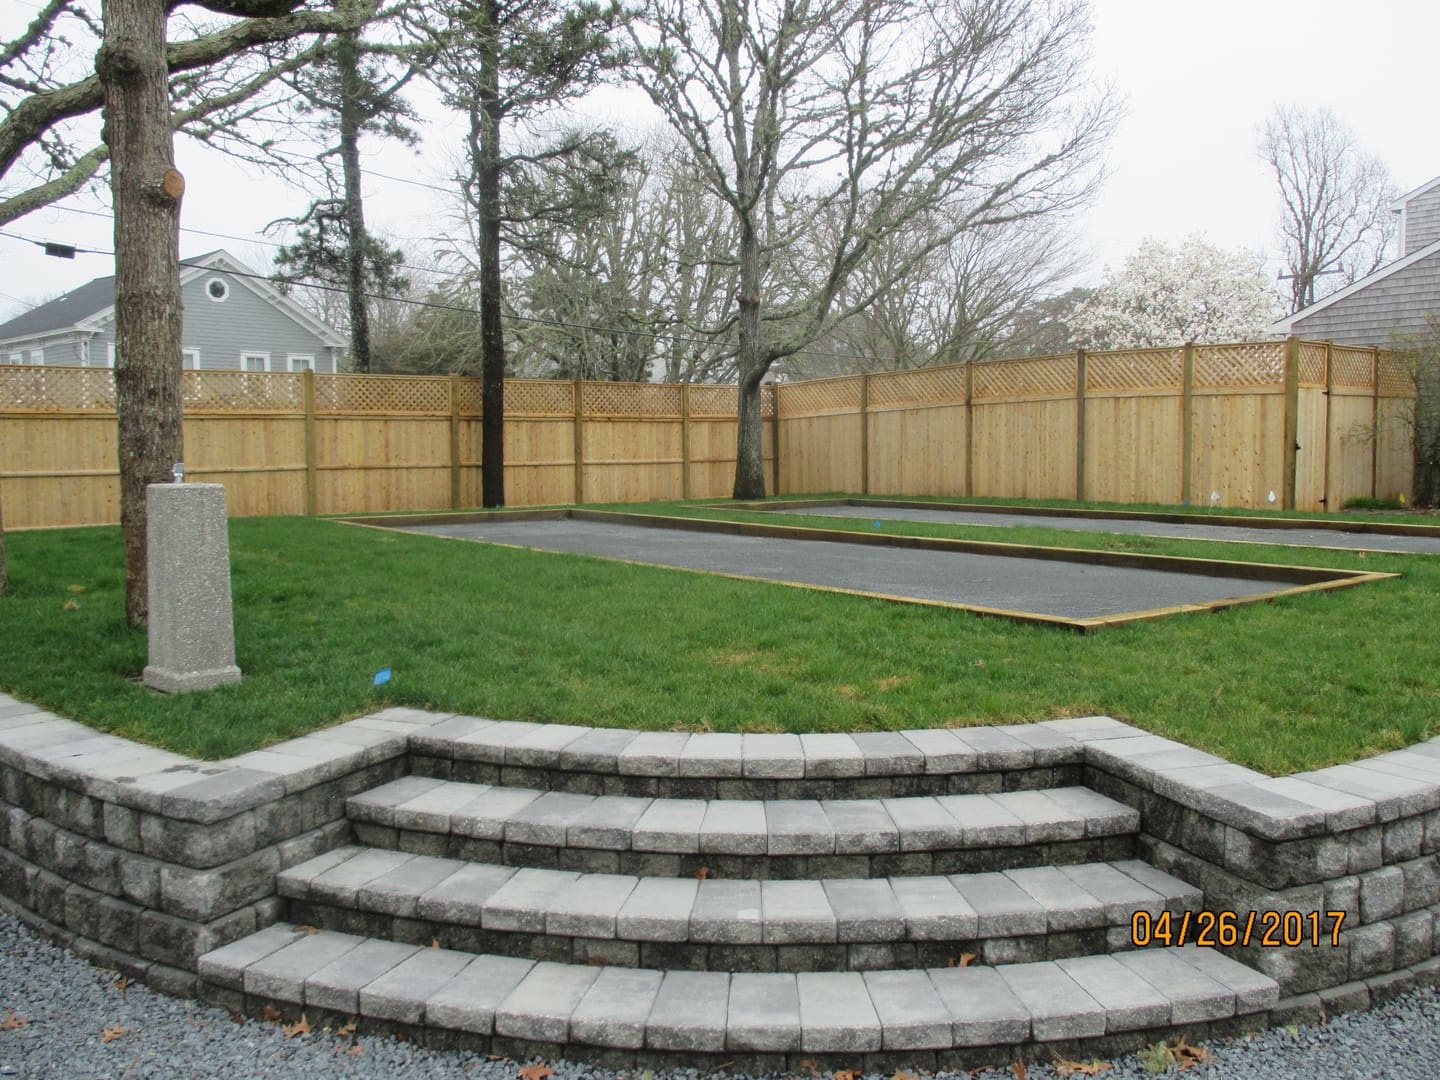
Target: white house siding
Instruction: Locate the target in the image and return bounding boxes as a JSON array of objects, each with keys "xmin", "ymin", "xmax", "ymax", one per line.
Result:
[
  {"xmin": 3, "ymin": 335, "xmax": 84, "ymax": 365},
  {"xmin": 1289, "ymin": 247, "xmax": 1440, "ymax": 346},
  {"xmin": 1403, "ymin": 186, "xmax": 1440, "ymax": 256}
]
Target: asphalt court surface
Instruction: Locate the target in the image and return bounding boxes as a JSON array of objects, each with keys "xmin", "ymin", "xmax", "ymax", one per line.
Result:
[
  {"xmin": 767, "ymin": 503, "xmax": 1440, "ymax": 554},
  {"xmin": 406, "ymin": 517, "xmax": 1305, "ymax": 621}
]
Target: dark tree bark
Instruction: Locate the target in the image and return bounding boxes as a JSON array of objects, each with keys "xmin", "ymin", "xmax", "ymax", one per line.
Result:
[
  {"xmin": 472, "ymin": 0, "xmax": 505, "ymax": 508},
  {"xmin": 335, "ymin": 28, "xmax": 374, "ymax": 373},
  {"xmin": 99, "ymin": 0, "xmax": 186, "ymax": 627}
]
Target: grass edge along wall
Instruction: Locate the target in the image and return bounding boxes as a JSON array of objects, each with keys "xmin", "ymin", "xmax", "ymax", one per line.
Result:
[{"xmin": 0, "ymin": 338, "xmax": 1415, "ymax": 529}]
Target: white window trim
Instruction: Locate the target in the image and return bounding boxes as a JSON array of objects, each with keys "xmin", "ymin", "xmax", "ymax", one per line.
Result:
[
  {"xmin": 28, "ymin": 348, "xmax": 43, "ymax": 365},
  {"xmin": 205, "ymin": 277, "xmax": 229, "ymax": 303},
  {"xmin": 241, "ymin": 351, "xmax": 270, "ymax": 372},
  {"xmin": 287, "ymin": 353, "xmax": 315, "ymax": 372},
  {"xmin": 7, "ymin": 352, "xmax": 22, "ymax": 366},
  {"xmin": 182, "ymin": 348, "xmax": 201, "ymax": 370}
]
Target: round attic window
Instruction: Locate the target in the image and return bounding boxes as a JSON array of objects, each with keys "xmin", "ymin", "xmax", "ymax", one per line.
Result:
[{"xmin": 206, "ymin": 278, "xmax": 229, "ymax": 302}]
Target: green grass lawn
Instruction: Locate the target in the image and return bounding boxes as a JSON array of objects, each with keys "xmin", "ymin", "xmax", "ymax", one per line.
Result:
[{"xmin": 0, "ymin": 500, "xmax": 1433, "ymax": 774}]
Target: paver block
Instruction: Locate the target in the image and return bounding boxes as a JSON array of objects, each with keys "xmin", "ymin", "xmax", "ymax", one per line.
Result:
[
  {"xmin": 850, "ymin": 732, "xmax": 925, "ymax": 775},
  {"xmin": 741, "ymin": 734, "xmax": 805, "ymax": 778},
  {"xmin": 347, "ymin": 777, "xmax": 449, "ymax": 825},
  {"xmin": 566, "ymin": 795, "xmax": 652, "ymax": 850},
  {"xmin": 937, "ymin": 794, "xmax": 1026, "ymax": 846},
  {"xmin": 647, "ymin": 970, "xmax": 730, "ymax": 1052},
  {"xmin": 1115, "ymin": 949, "xmax": 1234, "ymax": 1023},
  {"xmin": 450, "ymin": 720, "xmax": 542, "ymax": 764},
  {"xmin": 761, "ymin": 880, "xmax": 837, "ymax": 944},
  {"xmin": 309, "ymin": 849, "xmax": 414, "ymax": 905},
  {"xmin": 952, "ymin": 872, "xmax": 1047, "ymax": 937},
  {"xmin": 449, "ymin": 786, "xmax": 546, "ymax": 840},
  {"xmin": 928, "ymin": 965, "xmax": 1030, "ymax": 1045},
  {"xmin": 822, "ymin": 800, "xmax": 900, "ymax": 853},
  {"xmin": 882, "ymin": 797, "xmax": 964, "ymax": 851},
  {"xmin": 890, "ymin": 876, "xmax": 977, "ymax": 939},
  {"xmin": 357, "ymin": 856, "xmax": 466, "ymax": 917},
  {"xmin": 358, "ymin": 947, "xmax": 474, "ymax": 1023},
  {"xmin": 863, "ymin": 969, "xmax": 952, "ymax": 1049},
  {"xmin": 690, "ymin": 880, "xmax": 763, "ymax": 944},
  {"xmin": 998, "ymin": 790, "xmax": 1087, "ymax": 843},
  {"xmin": 305, "ymin": 939, "xmax": 421, "ymax": 1013},
  {"xmin": 494, "ymin": 961, "xmax": 602, "ymax": 1043},
  {"xmin": 698, "ymin": 801, "xmax": 768, "ymax": 855},
  {"xmin": 616, "ymin": 877, "xmax": 699, "ymax": 942},
  {"xmin": 632, "ymin": 799, "xmax": 707, "ymax": 853},
  {"xmin": 823, "ymin": 879, "xmax": 905, "ymax": 942},
  {"xmin": 1056, "ymin": 862, "xmax": 1174, "ymax": 920},
  {"xmin": 426, "ymin": 953, "xmax": 535, "ymax": 1034},
  {"xmin": 546, "ymin": 873, "xmax": 638, "ymax": 938},
  {"xmin": 504, "ymin": 724, "xmax": 589, "ymax": 766},
  {"xmin": 766, "ymin": 800, "xmax": 834, "ymax": 855},
  {"xmin": 900, "ymin": 729, "xmax": 978, "ymax": 773},
  {"xmin": 797, "ymin": 971, "xmax": 881, "ymax": 1052},
  {"xmin": 799, "ymin": 733, "xmax": 866, "ymax": 778},
  {"xmin": 1056, "ymin": 954, "xmax": 1171, "ymax": 1031},
  {"xmin": 677, "ymin": 734, "xmax": 744, "ymax": 778},
  {"xmin": 557, "ymin": 728, "xmax": 640, "ymax": 772},
  {"xmin": 198, "ymin": 923, "xmax": 310, "ymax": 990},
  {"xmin": 1004, "ymin": 866, "xmax": 1106, "ymax": 931},
  {"xmin": 482, "ymin": 868, "xmax": 582, "ymax": 933},
  {"xmin": 952, "ymin": 727, "xmax": 1035, "ymax": 770},
  {"xmin": 244, "ymin": 931, "xmax": 366, "ymax": 1002},
  {"xmin": 416, "ymin": 862, "xmax": 519, "ymax": 923},
  {"xmin": 996, "ymin": 961, "xmax": 1106, "ymax": 1041},
  {"xmin": 504, "ymin": 791, "xmax": 597, "ymax": 846},
  {"xmin": 1176, "ymin": 945, "xmax": 1280, "ymax": 1013},
  {"xmin": 616, "ymin": 732, "xmax": 691, "ymax": 776},
  {"xmin": 570, "ymin": 967, "xmax": 665, "ymax": 1049},
  {"xmin": 727, "ymin": 972, "xmax": 800, "ymax": 1051}
]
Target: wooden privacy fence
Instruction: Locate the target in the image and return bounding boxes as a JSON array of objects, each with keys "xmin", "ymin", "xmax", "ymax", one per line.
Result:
[
  {"xmin": 776, "ymin": 339, "xmax": 1414, "ymax": 513},
  {"xmin": 0, "ymin": 338, "xmax": 1415, "ymax": 529}
]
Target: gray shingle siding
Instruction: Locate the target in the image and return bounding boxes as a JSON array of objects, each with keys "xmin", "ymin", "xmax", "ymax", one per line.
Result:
[
  {"xmin": 178, "ymin": 272, "xmax": 338, "ymax": 372},
  {"xmin": 1289, "ymin": 247, "xmax": 1440, "ymax": 346},
  {"xmin": 1403, "ymin": 186, "xmax": 1440, "ymax": 256}
]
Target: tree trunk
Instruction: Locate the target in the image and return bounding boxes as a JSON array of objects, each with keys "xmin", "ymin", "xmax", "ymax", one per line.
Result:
[
  {"xmin": 99, "ymin": 0, "xmax": 185, "ymax": 628},
  {"xmin": 336, "ymin": 28, "xmax": 372, "ymax": 374},
  {"xmin": 476, "ymin": 0, "xmax": 505, "ymax": 508},
  {"xmin": 731, "ymin": 220, "xmax": 767, "ymax": 499}
]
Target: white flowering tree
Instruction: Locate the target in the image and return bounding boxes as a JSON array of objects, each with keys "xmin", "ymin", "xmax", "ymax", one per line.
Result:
[{"xmin": 1071, "ymin": 236, "xmax": 1282, "ymax": 349}]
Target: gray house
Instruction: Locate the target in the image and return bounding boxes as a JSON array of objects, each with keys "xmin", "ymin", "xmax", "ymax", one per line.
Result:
[
  {"xmin": 1270, "ymin": 175, "xmax": 1440, "ymax": 346},
  {"xmin": 0, "ymin": 249, "xmax": 347, "ymax": 371}
]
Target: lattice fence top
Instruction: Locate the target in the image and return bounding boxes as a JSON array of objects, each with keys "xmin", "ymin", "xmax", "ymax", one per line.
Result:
[
  {"xmin": 582, "ymin": 381, "xmax": 682, "ymax": 418},
  {"xmin": 0, "ymin": 364, "xmax": 117, "ymax": 411},
  {"xmin": 502, "ymin": 379, "xmax": 573, "ymax": 416},
  {"xmin": 1194, "ymin": 342, "xmax": 1284, "ymax": 388},
  {"xmin": 972, "ymin": 355, "xmax": 1076, "ymax": 400},
  {"xmin": 185, "ymin": 370, "xmax": 304, "ymax": 412},
  {"xmin": 867, "ymin": 364, "xmax": 968, "ymax": 407},
  {"xmin": 687, "ymin": 384, "xmax": 738, "ymax": 418},
  {"xmin": 1298, "ymin": 342, "xmax": 1328, "ymax": 389},
  {"xmin": 1085, "ymin": 348, "xmax": 1182, "ymax": 393},
  {"xmin": 314, "ymin": 373, "xmax": 449, "ymax": 414},
  {"xmin": 776, "ymin": 375, "xmax": 862, "ymax": 416},
  {"xmin": 1377, "ymin": 354, "xmax": 1415, "ymax": 397},
  {"xmin": 1331, "ymin": 346, "xmax": 1377, "ymax": 390}
]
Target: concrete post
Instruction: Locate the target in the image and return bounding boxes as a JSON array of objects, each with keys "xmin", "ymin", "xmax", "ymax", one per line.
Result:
[{"xmin": 142, "ymin": 482, "xmax": 242, "ymax": 693}]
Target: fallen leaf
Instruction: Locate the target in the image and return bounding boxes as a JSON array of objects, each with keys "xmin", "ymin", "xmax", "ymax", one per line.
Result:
[
  {"xmin": 62, "ymin": 599, "xmax": 80, "ymax": 611},
  {"xmin": 800, "ymin": 1059, "xmax": 822, "ymax": 1079},
  {"xmin": 695, "ymin": 867, "xmax": 715, "ymax": 880},
  {"xmin": 892, "ymin": 1072, "xmax": 919, "ymax": 1080},
  {"xmin": 1172, "ymin": 1038, "xmax": 1211, "ymax": 1069},
  {"xmin": 348, "ymin": 1045, "xmax": 365, "ymax": 1056},
  {"xmin": 282, "ymin": 1014, "xmax": 312, "ymax": 1039},
  {"xmin": 1, "ymin": 1013, "xmax": 27, "ymax": 1030},
  {"xmin": 262, "ymin": 1005, "xmax": 282, "ymax": 1023},
  {"xmin": 947, "ymin": 952, "xmax": 977, "ymax": 967},
  {"xmin": 1053, "ymin": 1056, "xmax": 1112, "ymax": 1076},
  {"xmin": 113, "ymin": 977, "xmax": 131, "ymax": 992},
  {"xmin": 431, "ymin": 937, "xmax": 441, "ymax": 948},
  {"xmin": 101, "ymin": 1024, "xmax": 129, "ymax": 1043},
  {"xmin": 297, "ymin": 925, "xmax": 321, "ymax": 936},
  {"xmin": 1011, "ymin": 1060, "xmax": 1027, "ymax": 1080},
  {"xmin": 67, "ymin": 584, "xmax": 86, "ymax": 593},
  {"xmin": 518, "ymin": 1063, "xmax": 555, "ymax": 1080},
  {"xmin": 833, "ymin": 1070, "xmax": 861, "ymax": 1080},
  {"xmin": 337, "ymin": 1019, "xmax": 358, "ymax": 1036}
]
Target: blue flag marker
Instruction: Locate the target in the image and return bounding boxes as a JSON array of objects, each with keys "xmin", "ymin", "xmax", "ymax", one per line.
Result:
[
  {"xmin": 374, "ymin": 667, "xmax": 392, "ymax": 686},
  {"xmin": 873, "ymin": 521, "xmax": 882, "ymax": 528}
]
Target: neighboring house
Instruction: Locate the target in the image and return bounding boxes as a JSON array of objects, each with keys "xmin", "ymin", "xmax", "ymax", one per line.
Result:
[
  {"xmin": 0, "ymin": 249, "xmax": 347, "ymax": 372},
  {"xmin": 1270, "ymin": 175, "xmax": 1440, "ymax": 346}
]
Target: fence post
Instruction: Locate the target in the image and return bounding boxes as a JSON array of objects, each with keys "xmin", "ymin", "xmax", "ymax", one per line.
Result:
[
  {"xmin": 1371, "ymin": 345, "xmax": 1381, "ymax": 498},
  {"xmin": 450, "ymin": 373, "xmax": 463, "ymax": 509},
  {"xmin": 859, "ymin": 371, "xmax": 870, "ymax": 496},
  {"xmin": 302, "ymin": 368, "xmax": 317, "ymax": 516},
  {"xmin": 573, "ymin": 379, "xmax": 585, "ymax": 505},
  {"xmin": 1181, "ymin": 342, "xmax": 1195, "ymax": 506},
  {"xmin": 1322, "ymin": 342, "xmax": 1334, "ymax": 510},
  {"xmin": 1075, "ymin": 348, "xmax": 1087, "ymax": 502},
  {"xmin": 1282, "ymin": 336, "xmax": 1301, "ymax": 510},
  {"xmin": 770, "ymin": 384, "xmax": 782, "ymax": 496},
  {"xmin": 681, "ymin": 382, "xmax": 692, "ymax": 501},
  {"xmin": 964, "ymin": 358, "xmax": 975, "ymax": 497}
]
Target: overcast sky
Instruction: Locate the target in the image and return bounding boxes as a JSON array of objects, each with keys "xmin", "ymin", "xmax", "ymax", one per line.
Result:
[{"xmin": 3, "ymin": 0, "xmax": 1438, "ymax": 323}]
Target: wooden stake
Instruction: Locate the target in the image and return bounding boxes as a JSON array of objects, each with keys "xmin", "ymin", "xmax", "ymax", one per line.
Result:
[
  {"xmin": 1322, "ymin": 341, "xmax": 1334, "ymax": 510},
  {"xmin": 1181, "ymin": 342, "xmax": 1195, "ymax": 507},
  {"xmin": 681, "ymin": 382, "xmax": 692, "ymax": 501},
  {"xmin": 302, "ymin": 368, "xmax": 317, "ymax": 516},
  {"xmin": 449, "ymin": 372, "xmax": 462, "ymax": 510},
  {"xmin": 964, "ymin": 358, "xmax": 975, "ymax": 497},
  {"xmin": 1282, "ymin": 336, "xmax": 1301, "ymax": 511},
  {"xmin": 573, "ymin": 379, "xmax": 585, "ymax": 506},
  {"xmin": 1075, "ymin": 348, "xmax": 1087, "ymax": 502},
  {"xmin": 859, "ymin": 371, "xmax": 870, "ymax": 496}
]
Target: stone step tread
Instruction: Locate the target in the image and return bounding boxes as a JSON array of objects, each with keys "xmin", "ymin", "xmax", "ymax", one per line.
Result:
[
  {"xmin": 408, "ymin": 716, "xmax": 1082, "ymax": 778},
  {"xmin": 279, "ymin": 848, "xmax": 1200, "ymax": 944},
  {"xmin": 347, "ymin": 780, "xmax": 1138, "ymax": 855},
  {"xmin": 199, "ymin": 925, "xmax": 1278, "ymax": 1052}
]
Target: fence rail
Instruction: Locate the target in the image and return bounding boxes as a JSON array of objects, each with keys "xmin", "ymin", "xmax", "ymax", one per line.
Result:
[{"xmin": 0, "ymin": 339, "xmax": 1415, "ymax": 529}]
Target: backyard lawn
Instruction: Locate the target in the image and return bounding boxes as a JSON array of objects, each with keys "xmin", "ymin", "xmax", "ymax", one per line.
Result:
[{"xmin": 0, "ymin": 497, "xmax": 1433, "ymax": 774}]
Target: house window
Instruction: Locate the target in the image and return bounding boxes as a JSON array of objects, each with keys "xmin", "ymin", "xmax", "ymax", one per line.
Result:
[
  {"xmin": 28, "ymin": 349, "xmax": 43, "ymax": 365},
  {"xmin": 106, "ymin": 343, "xmax": 116, "ymax": 368},
  {"xmin": 182, "ymin": 349, "xmax": 201, "ymax": 370},
  {"xmin": 206, "ymin": 278, "xmax": 229, "ymax": 303},
  {"xmin": 287, "ymin": 354, "xmax": 315, "ymax": 372},
  {"xmin": 7, "ymin": 352, "xmax": 21, "ymax": 366},
  {"xmin": 79, "ymin": 339, "xmax": 91, "ymax": 365},
  {"xmin": 241, "ymin": 352, "xmax": 270, "ymax": 372}
]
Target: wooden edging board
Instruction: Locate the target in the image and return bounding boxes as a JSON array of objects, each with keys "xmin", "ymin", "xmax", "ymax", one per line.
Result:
[
  {"xmin": 337, "ymin": 508, "xmax": 1394, "ymax": 633},
  {"xmin": 730, "ymin": 496, "xmax": 1440, "ymax": 539}
]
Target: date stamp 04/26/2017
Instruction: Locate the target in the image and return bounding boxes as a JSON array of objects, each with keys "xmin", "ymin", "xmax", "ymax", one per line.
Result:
[{"xmin": 1131, "ymin": 909, "xmax": 1348, "ymax": 949}]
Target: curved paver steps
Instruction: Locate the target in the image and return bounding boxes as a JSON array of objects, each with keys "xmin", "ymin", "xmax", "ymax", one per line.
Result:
[
  {"xmin": 278, "ymin": 847, "xmax": 1201, "ymax": 970},
  {"xmin": 197, "ymin": 923, "xmax": 1279, "ymax": 1060},
  {"xmin": 347, "ymin": 778, "xmax": 1138, "ymax": 878}
]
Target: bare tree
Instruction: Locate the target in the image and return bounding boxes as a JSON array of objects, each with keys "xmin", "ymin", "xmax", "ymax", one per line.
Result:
[
  {"xmin": 1260, "ymin": 105, "xmax": 1398, "ymax": 314},
  {"xmin": 634, "ymin": 0, "xmax": 1114, "ymax": 498}
]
